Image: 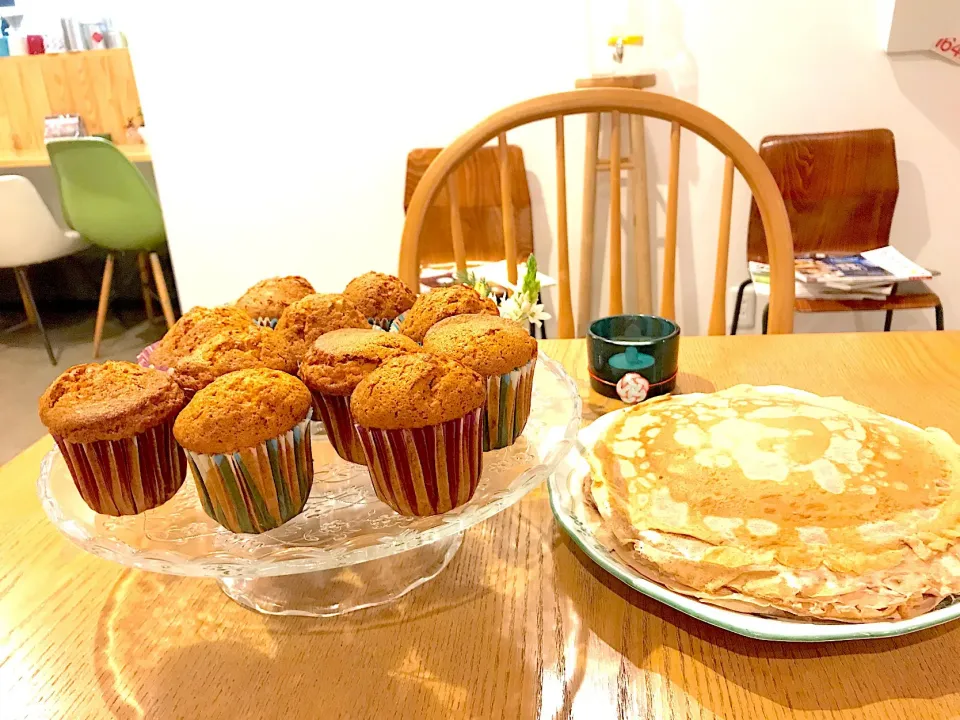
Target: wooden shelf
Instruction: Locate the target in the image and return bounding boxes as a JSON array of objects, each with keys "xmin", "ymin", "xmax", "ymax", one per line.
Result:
[{"xmin": 0, "ymin": 144, "xmax": 151, "ymax": 169}]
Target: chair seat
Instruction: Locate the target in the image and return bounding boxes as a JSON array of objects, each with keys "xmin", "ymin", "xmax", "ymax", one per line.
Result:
[{"xmin": 795, "ymin": 282, "xmax": 940, "ymax": 313}]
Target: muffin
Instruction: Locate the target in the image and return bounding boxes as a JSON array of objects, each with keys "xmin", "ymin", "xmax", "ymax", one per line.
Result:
[
  {"xmin": 343, "ymin": 271, "xmax": 417, "ymax": 330},
  {"xmin": 299, "ymin": 329, "xmax": 420, "ymax": 464},
  {"xmin": 351, "ymin": 353, "xmax": 485, "ymax": 516},
  {"xmin": 174, "ymin": 369, "xmax": 314, "ymax": 533},
  {"xmin": 398, "ymin": 285, "xmax": 499, "ymax": 344},
  {"xmin": 235, "ymin": 275, "xmax": 315, "ymax": 327},
  {"xmin": 38, "ymin": 362, "xmax": 187, "ymax": 516},
  {"xmin": 140, "ymin": 305, "xmax": 254, "ymax": 372},
  {"xmin": 423, "ymin": 315, "xmax": 537, "ymax": 450},
  {"xmin": 172, "ymin": 326, "xmax": 297, "ymax": 396},
  {"xmin": 274, "ymin": 293, "xmax": 369, "ymax": 363}
]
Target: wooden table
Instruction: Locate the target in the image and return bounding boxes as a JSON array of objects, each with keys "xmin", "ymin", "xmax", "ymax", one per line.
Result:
[
  {"xmin": 4, "ymin": 333, "xmax": 960, "ymax": 720},
  {"xmin": 0, "ymin": 145, "xmax": 151, "ymax": 169}
]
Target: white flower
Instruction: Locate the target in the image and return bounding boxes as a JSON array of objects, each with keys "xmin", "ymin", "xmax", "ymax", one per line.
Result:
[{"xmin": 499, "ymin": 294, "xmax": 551, "ymax": 328}]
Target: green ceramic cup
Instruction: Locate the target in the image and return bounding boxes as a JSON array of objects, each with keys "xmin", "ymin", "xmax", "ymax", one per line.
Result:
[{"xmin": 587, "ymin": 315, "xmax": 680, "ymax": 403}]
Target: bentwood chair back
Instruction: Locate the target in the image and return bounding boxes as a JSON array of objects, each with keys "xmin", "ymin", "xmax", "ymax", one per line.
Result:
[
  {"xmin": 47, "ymin": 137, "xmax": 178, "ymax": 357},
  {"xmin": 740, "ymin": 129, "xmax": 942, "ymax": 333},
  {"xmin": 405, "ymin": 146, "xmax": 534, "ymax": 267},
  {"xmin": 399, "ymin": 89, "xmax": 796, "ymax": 337}
]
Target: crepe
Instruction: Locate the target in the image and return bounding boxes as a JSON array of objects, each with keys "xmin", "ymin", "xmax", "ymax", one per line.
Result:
[{"xmin": 584, "ymin": 386, "xmax": 960, "ymax": 622}]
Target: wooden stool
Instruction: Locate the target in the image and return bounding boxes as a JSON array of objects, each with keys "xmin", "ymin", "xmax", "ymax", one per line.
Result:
[{"xmin": 575, "ymin": 73, "xmax": 657, "ymax": 336}]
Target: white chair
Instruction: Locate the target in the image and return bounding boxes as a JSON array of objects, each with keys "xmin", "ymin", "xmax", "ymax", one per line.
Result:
[{"xmin": 0, "ymin": 175, "xmax": 88, "ymax": 364}]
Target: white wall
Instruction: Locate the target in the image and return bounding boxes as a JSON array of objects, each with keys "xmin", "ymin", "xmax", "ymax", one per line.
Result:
[{"xmin": 125, "ymin": 0, "xmax": 960, "ymax": 336}]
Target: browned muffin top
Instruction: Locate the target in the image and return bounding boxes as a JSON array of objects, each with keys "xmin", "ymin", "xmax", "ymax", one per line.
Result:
[
  {"xmin": 274, "ymin": 293, "xmax": 369, "ymax": 361},
  {"xmin": 150, "ymin": 305, "xmax": 254, "ymax": 368},
  {"xmin": 399, "ymin": 285, "xmax": 500, "ymax": 344},
  {"xmin": 343, "ymin": 271, "xmax": 416, "ymax": 321},
  {"xmin": 172, "ymin": 326, "xmax": 297, "ymax": 394},
  {"xmin": 39, "ymin": 361, "xmax": 185, "ymax": 442},
  {"xmin": 174, "ymin": 369, "xmax": 311, "ymax": 455},
  {"xmin": 235, "ymin": 275, "xmax": 316, "ymax": 320},
  {"xmin": 351, "ymin": 353, "xmax": 485, "ymax": 430},
  {"xmin": 299, "ymin": 328, "xmax": 420, "ymax": 396},
  {"xmin": 423, "ymin": 314, "xmax": 538, "ymax": 377}
]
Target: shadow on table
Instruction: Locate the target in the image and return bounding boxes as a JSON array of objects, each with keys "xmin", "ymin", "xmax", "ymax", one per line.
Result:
[
  {"xmin": 556, "ymin": 531, "xmax": 960, "ymax": 715},
  {"xmin": 93, "ymin": 502, "xmax": 556, "ymax": 720}
]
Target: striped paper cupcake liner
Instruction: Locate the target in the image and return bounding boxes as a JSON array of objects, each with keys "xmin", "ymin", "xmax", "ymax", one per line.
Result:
[
  {"xmin": 136, "ymin": 341, "xmax": 170, "ymax": 372},
  {"xmin": 356, "ymin": 408, "xmax": 483, "ymax": 517},
  {"xmin": 483, "ymin": 358, "xmax": 536, "ymax": 451},
  {"xmin": 367, "ymin": 317, "xmax": 393, "ymax": 331},
  {"xmin": 54, "ymin": 420, "xmax": 187, "ymax": 516},
  {"xmin": 388, "ymin": 312, "xmax": 406, "ymax": 335},
  {"xmin": 184, "ymin": 415, "xmax": 314, "ymax": 534},
  {"xmin": 311, "ymin": 392, "xmax": 367, "ymax": 465},
  {"xmin": 253, "ymin": 316, "xmax": 279, "ymax": 329}
]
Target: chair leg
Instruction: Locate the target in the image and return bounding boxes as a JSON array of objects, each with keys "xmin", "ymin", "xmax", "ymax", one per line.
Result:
[
  {"xmin": 761, "ymin": 303, "xmax": 769, "ymax": 335},
  {"xmin": 884, "ymin": 310, "xmax": 894, "ymax": 332},
  {"xmin": 730, "ymin": 279, "xmax": 752, "ymax": 335},
  {"xmin": 136, "ymin": 252, "xmax": 156, "ymax": 323},
  {"xmin": 149, "ymin": 252, "xmax": 176, "ymax": 329},
  {"xmin": 936, "ymin": 304, "xmax": 944, "ymax": 331},
  {"xmin": 14, "ymin": 269, "xmax": 39, "ymax": 326},
  {"xmin": 93, "ymin": 254, "xmax": 115, "ymax": 359},
  {"xmin": 14, "ymin": 267, "xmax": 56, "ymax": 365}
]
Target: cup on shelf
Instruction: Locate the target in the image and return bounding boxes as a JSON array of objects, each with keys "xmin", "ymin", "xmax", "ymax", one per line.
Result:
[{"xmin": 27, "ymin": 35, "xmax": 45, "ymax": 55}]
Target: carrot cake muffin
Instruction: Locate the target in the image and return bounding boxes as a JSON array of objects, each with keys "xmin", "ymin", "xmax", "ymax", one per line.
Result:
[
  {"xmin": 172, "ymin": 325, "xmax": 297, "ymax": 395},
  {"xmin": 173, "ymin": 368, "xmax": 314, "ymax": 533},
  {"xmin": 399, "ymin": 285, "xmax": 499, "ymax": 344},
  {"xmin": 299, "ymin": 328, "xmax": 419, "ymax": 463},
  {"xmin": 274, "ymin": 293, "xmax": 368, "ymax": 362},
  {"xmin": 142, "ymin": 305, "xmax": 255, "ymax": 371},
  {"xmin": 235, "ymin": 275, "xmax": 315, "ymax": 327},
  {"xmin": 38, "ymin": 361, "xmax": 187, "ymax": 515},
  {"xmin": 351, "ymin": 353, "xmax": 485, "ymax": 515},
  {"xmin": 423, "ymin": 314, "xmax": 537, "ymax": 450},
  {"xmin": 343, "ymin": 271, "xmax": 417, "ymax": 330}
]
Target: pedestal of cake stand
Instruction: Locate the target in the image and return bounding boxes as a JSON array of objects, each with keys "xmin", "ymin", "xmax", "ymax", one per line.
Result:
[{"xmin": 217, "ymin": 533, "xmax": 463, "ymax": 616}]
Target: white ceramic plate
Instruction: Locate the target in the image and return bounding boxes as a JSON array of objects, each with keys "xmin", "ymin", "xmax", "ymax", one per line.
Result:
[{"xmin": 548, "ymin": 388, "xmax": 960, "ymax": 642}]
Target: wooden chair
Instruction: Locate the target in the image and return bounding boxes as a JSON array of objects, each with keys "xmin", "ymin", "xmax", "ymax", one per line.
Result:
[
  {"xmin": 404, "ymin": 146, "xmax": 534, "ymax": 267},
  {"xmin": 399, "ymin": 89, "xmax": 796, "ymax": 336},
  {"xmin": 732, "ymin": 129, "xmax": 942, "ymax": 334}
]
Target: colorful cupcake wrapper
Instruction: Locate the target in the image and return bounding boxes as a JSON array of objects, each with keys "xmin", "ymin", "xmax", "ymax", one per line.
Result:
[
  {"xmin": 55, "ymin": 420, "xmax": 186, "ymax": 516},
  {"xmin": 388, "ymin": 312, "xmax": 406, "ymax": 334},
  {"xmin": 253, "ymin": 316, "xmax": 279, "ymax": 329},
  {"xmin": 355, "ymin": 407, "xmax": 483, "ymax": 517},
  {"xmin": 367, "ymin": 317, "xmax": 393, "ymax": 331},
  {"xmin": 311, "ymin": 392, "xmax": 367, "ymax": 465},
  {"xmin": 184, "ymin": 415, "xmax": 314, "ymax": 534},
  {"xmin": 483, "ymin": 358, "xmax": 536, "ymax": 451},
  {"xmin": 136, "ymin": 341, "xmax": 171, "ymax": 373}
]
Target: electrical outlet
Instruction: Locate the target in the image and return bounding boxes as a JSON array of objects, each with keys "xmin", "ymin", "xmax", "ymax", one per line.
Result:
[{"xmin": 728, "ymin": 284, "xmax": 756, "ymax": 330}]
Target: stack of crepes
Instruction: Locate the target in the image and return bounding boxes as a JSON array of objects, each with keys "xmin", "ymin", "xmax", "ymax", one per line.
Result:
[{"xmin": 582, "ymin": 386, "xmax": 960, "ymax": 622}]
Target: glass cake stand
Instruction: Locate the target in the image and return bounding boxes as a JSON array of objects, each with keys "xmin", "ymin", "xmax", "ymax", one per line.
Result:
[{"xmin": 37, "ymin": 353, "xmax": 581, "ymax": 617}]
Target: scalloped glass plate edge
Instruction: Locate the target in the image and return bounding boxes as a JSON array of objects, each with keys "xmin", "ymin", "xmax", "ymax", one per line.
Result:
[
  {"xmin": 37, "ymin": 351, "xmax": 583, "ymax": 578},
  {"xmin": 547, "ymin": 405, "xmax": 960, "ymax": 643}
]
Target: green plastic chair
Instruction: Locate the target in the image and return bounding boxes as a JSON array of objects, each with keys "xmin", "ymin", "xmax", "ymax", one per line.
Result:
[{"xmin": 47, "ymin": 138, "xmax": 177, "ymax": 357}]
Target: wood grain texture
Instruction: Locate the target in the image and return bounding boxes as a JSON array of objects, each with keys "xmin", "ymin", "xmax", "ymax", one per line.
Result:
[
  {"xmin": 795, "ymin": 292, "xmax": 942, "ymax": 313},
  {"xmin": 554, "ymin": 116, "xmax": 574, "ymax": 338},
  {"xmin": 746, "ymin": 129, "xmax": 898, "ymax": 262},
  {"xmin": 630, "ymin": 114, "xmax": 652, "ymax": 315},
  {"xmin": 6, "ymin": 334, "xmax": 960, "ymax": 719},
  {"xmin": 708, "ymin": 156, "xmax": 736, "ymax": 336},
  {"xmin": 399, "ymin": 89, "xmax": 796, "ymax": 334},
  {"xmin": 149, "ymin": 252, "xmax": 175, "ymax": 329},
  {"xmin": 575, "ymin": 74, "xmax": 657, "ymax": 90},
  {"xmin": 446, "ymin": 176, "xmax": 468, "ymax": 273},
  {"xmin": 92, "ymin": 253, "xmax": 114, "ymax": 358},
  {"xmin": 578, "ymin": 112, "xmax": 601, "ymax": 337},
  {"xmin": 498, "ymin": 134, "xmax": 518, "ymax": 285},
  {"xmin": 0, "ymin": 49, "xmax": 143, "ymax": 163},
  {"xmin": 660, "ymin": 121, "xmax": 681, "ymax": 321},
  {"xmin": 404, "ymin": 147, "xmax": 533, "ymax": 267},
  {"xmin": 609, "ymin": 111, "xmax": 623, "ymax": 316}
]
